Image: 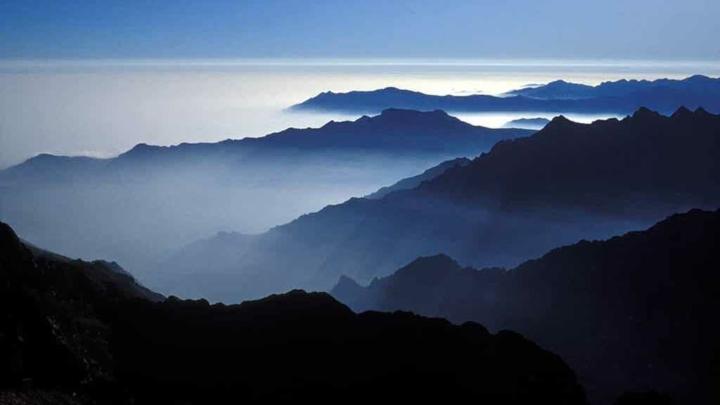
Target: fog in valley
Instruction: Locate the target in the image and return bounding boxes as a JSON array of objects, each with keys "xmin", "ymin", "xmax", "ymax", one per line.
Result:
[
  {"xmin": 5, "ymin": 1, "xmax": 720, "ymax": 403},
  {"xmin": 2, "ymin": 59, "xmax": 720, "ymax": 297},
  {"xmin": 0, "ymin": 149, "xmax": 462, "ymax": 277},
  {"xmin": 3, "ymin": 58, "xmax": 716, "ymax": 169}
]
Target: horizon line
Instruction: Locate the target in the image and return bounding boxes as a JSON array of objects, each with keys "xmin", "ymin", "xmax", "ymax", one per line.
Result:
[{"xmin": 2, "ymin": 57, "xmax": 720, "ymax": 69}]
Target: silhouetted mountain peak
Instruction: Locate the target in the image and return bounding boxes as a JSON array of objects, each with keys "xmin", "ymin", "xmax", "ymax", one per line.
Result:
[
  {"xmin": 391, "ymin": 254, "xmax": 462, "ymax": 280},
  {"xmin": 336, "ymin": 274, "xmax": 362, "ymax": 289},
  {"xmin": 29, "ymin": 152, "xmax": 59, "ymax": 161},
  {"xmin": 0, "ymin": 221, "xmax": 27, "ymax": 265},
  {"xmin": 404, "ymin": 253, "xmax": 459, "ymax": 269},
  {"xmin": 631, "ymin": 106, "xmax": 663, "ymax": 121},
  {"xmin": 0, "ymin": 221, "xmax": 20, "ymax": 248},
  {"xmin": 331, "ymin": 275, "xmax": 366, "ymax": 303},
  {"xmin": 118, "ymin": 142, "xmax": 169, "ymax": 159},
  {"xmin": 694, "ymin": 106, "xmax": 712, "ymax": 117},
  {"xmin": 503, "ymin": 117, "xmax": 551, "ymax": 129},
  {"xmin": 505, "ymin": 80, "xmax": 595, "ymax": 99},
  {"xmin": 424, "ymin": 107, "xmax": 720, "ymax": 206},
  {"xmin": 0, "ymin": 221, "xmax": 162, "ymax": 304},
  {"xmin": 671, "ymin": 106, "xmax": 693, "ymax": 118},
  {"xmin": 11, "ymin": 153, "xmax": 100, "ymax": 171},
  {"xmin": 257, "ymin": 288, "xmax": 337, "ymax": 304},
  {"xmin": 549, "ymin": 114, "xmax": 572, "ymax": 123},
  {"xmin": 382, "ymin": 107, "xmax": 447, "ymax": 117},
  {"xmin": 633, "ymin": 105, "xmax": 714, "ymax": 123},
  {"xmin": 644, "ymin": 207, "xmax": 720, "ymax": 236},
  {"xmin": 238, "ymin": 289, "xmax": 354, "ymax": 319},
  {"xmin": 314, "ymin": 108, "xmax": 474, "ymax": 135},
  {"xmin": 378, "ymin": 86, "xmax": 406, "ymax": 93},
  {"xmin": 685, "ymin": 74, "xmax": 712, "ymax": 82},
  {"xmin": 541, "ymin": 115, "xmax": 579, "ymax": 131},
  {"xmin": 375, "ymin": 108, "xmax": 457, "ymax": 124}
]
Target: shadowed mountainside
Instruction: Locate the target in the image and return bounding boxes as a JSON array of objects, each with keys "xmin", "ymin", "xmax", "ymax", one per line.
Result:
[
  {"xmin": 161, "ymin": 107, "xmax": 720, "ymax": 302},
  {"xmin": 0, "ymin": 221, "xmax": 585, "ymax": 404},
  {"xmin": 0, "ymin": 109, "xmax": 529, "ymax": 274},
  {"xmin": 331, "ymin": 209, "xmax": 720, "ymax": 405},
  {"xmin": 364, "ymin": 157, "xmax": 471, "ymax": 199},
  {"xmin": 292, "ymin": 75, "xmax": 720, "ymax": 115}
]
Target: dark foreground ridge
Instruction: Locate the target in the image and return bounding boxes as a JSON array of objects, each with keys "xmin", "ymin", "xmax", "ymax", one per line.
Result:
[
  {"xmin": 0, "ymin": 221, "xmax": 584, "ymax": 404},
  {"xmin": 332, "ymin": 208, "xmax": 720, "ymax": 404}
]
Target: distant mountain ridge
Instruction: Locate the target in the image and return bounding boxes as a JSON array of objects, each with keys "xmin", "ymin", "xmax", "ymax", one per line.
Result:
[
  {"xmin": 503, "ymin": 117, "xmax": 550, "ymax": 129},
  {"xmin": 292, "ymin": 75, "xmax": 720, "ymax": 115},
  {"xmin": 507, "ymin": 74, "xmax": 720, "ymax": 99},
  {"xmin": 3, "ymin": 109, "xmax": 529, "ymax": 180},
  {"xmin": 161, "ymin": 107, "xmax": 720, "ymax": 302},
  {"xmin": 0, "ymin": 109, "xmax": 529, "ymax": 273},
  {"xmin": 331, "ymin": 208, "xmax": 720, "ymax": 404},
  {"xmin": 504, "ymin": 80, "xmax": 595, "ymax": 99}
]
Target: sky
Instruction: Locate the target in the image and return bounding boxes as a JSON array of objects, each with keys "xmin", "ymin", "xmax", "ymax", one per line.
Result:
[{"xmin": 1, "ymin": 0, "xmax": 719, "ymax": 61}]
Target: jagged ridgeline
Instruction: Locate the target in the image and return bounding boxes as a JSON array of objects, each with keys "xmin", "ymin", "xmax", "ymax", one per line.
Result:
[
  {"xmin": 332, "ymin": 208, "xmax": 720, "ymax": 404},
  {"xmin": 162, "ymin": 107, "xmax": 720, "ymax": 301},
  {"xmin": 0, "ymin": 221, "xmax": 584, "ymax": 404},
  {"xmin": 0, "ymin": 109, "xmax": 530, "ymax": 274},
  {"xmin": 292, "ymin": 75, "xmax": 720, "ymax": 115}
]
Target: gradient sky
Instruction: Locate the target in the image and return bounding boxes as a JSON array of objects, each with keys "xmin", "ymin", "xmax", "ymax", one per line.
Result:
[{"xmin": 1, "ymin": 0, "xmax": 719, "ymax": 60}]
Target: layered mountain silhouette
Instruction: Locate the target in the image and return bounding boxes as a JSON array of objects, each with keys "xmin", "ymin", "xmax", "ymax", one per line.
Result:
[
  {"xmin": 3, "ymin": 108, "xmax": 525, "ymax": 180},
  {"xmin": 0, "ymin": 221, "xmax": 585, "ymax": 404},
  {"xmin": 331, "ymin": 208, "xmax": 720, "ymax": 405},
  {"xmin": 506, "ymin": 75, "xmax": 720, "ymax": 100},
  {"xmin": 292, "ymin": 75, "xmax": 720, "ymax": 115},
  {"xmin": 0, "ymin": 109, "xmax": 529, "ymax": 274},
  {"xmin": 162, "ymin": 107, "xmax": 720, "ymax": 301},
  {"xmin": 364, "ymin": 157, "xmax": 471, "ymax": 199},
  {"xmin": 504, "ymin": 80, "xmax": 597, "ymax": 99},
  {"xmin": 503, "ymin": 117, "xmax": 550, "ymax": 129}
]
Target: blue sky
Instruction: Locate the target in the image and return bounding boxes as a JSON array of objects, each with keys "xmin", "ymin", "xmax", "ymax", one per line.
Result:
[{"xmin": 1, "ymin": 0, "xmax": 719, "ymax": 60}]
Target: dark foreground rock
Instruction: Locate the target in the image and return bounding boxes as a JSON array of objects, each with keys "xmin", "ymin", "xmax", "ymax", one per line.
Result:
[{"xmin": 0, "ymin": 221, "xmax": 584, "ymax": 404}]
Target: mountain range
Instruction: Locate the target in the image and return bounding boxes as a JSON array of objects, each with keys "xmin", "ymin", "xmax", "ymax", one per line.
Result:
[
  {"xmin": 2, "ymin": 108, "xmax": 524, "ymax": 181},
  {"xmin": 0, "ymin": 109, "xmax": 529, "ymax": 275},
  {"xmin": 4, "ymin": 81, "xmax": 720, "ymax": 404},
  {"xmin": 292, "ymin": 75, "xmax": 720, "ymax": 115},
  {"xmin": 364, "ymin": 156, "xmax": 471, "ymax": 199},
  {"xmin": 506, "ymin": 75, "xmax": 720, "ymax": 100},
  {"xmin": 331, "ymin": 208, "xmax": 720, "ymax": 405},
  {"xmin": 160, "ymin": 107, "xmax": 720, "ymax": 302},
  {"xmin": 503, "ymin": 117, "xmax": 550, "ymax": 129},
  {"xmin": 0, "ymin": 220, "xmax": 584, "ymax": 404}
]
